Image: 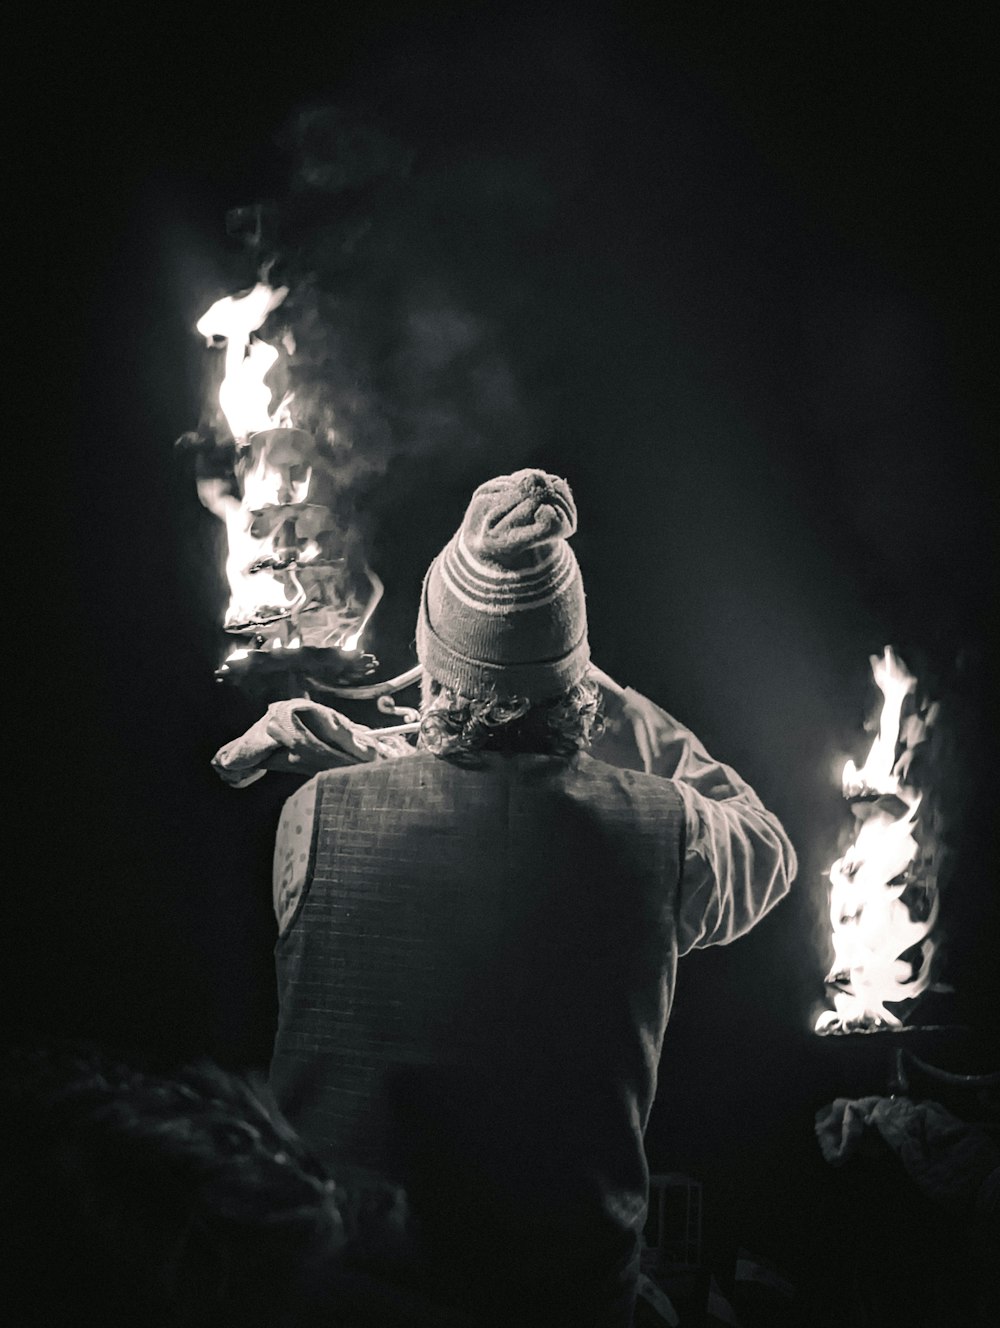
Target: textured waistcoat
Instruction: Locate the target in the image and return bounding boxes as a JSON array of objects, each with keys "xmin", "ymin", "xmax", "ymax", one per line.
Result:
[{"xmin": 271, "ymin": 748, "xmax": 685, "ymax": 1316}]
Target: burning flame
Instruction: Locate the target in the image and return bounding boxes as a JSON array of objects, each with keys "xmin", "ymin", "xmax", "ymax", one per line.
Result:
[
  {"xmin": 336, "ymin": 568, "xmax": 384, "ymax": 652},
  {"xmin": 842, "ymin": 646, "xmax": 914, "ymax": 797},
  {"xmin": 195, "ymin": 281, "xmax": 383, "ymax": 661},
  {"xmin": 197, "ymin": 478, "xmax": 294, "ymax": 629},
  {"xmin": 242, "ymin": 444, "xmax": 312, "ymax": 509},
  {"xmin": 815, "ymin": 647, "xmax": 938, "ymax": 1032},
  {"xmin": 196, "ymin": 283, "xmax": 289, "ymax": 441}
]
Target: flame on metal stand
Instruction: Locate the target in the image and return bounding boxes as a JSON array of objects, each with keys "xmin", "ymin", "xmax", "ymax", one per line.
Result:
[
  {"xmin": 194, "ymin": 282, "xmax": 382, "ymax": 665},
  {"xmin": 815, "ymin": 647, "xmax": 940, "ymax": 1034}
]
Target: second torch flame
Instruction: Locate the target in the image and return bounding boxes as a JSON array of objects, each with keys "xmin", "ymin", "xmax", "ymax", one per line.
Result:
[{"xmin": 815, "ymin": 647, "xmax": 939, "ymax": 1033}]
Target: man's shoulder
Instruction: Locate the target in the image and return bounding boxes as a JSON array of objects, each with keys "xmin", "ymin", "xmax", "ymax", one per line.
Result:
[
  {"xmin": 561, "ymin": 751, "xmax": 689, "ymax": 812},
  {"xmin": 573, "ymin": 749, "xmax": 680, "ymax": 786},
  {"xmin": 311, "ymin": 748, "xmax": 437, "ymax": 790}
]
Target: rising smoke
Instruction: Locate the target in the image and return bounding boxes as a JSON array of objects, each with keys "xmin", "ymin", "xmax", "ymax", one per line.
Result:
[
  {"xmin": 245, "ymin": 105, "xmax": 542, "ymax": 528},
  {"xmin": 183, "ymin": 101, "xmax": 560, "ymax": 668}
]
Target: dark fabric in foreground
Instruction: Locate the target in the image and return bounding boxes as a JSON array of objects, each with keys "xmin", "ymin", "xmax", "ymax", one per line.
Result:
[{"xmin": 0, "ymin": 1043, "xmax": 475, "ymax": 1327}]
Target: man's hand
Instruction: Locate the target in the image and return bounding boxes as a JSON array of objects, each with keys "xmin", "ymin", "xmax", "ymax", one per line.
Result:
[
  {"xmin": 587, "ymin": 663, "xmax": 626, "ymax": 702},
  {"xmin": 213, "ymin": 699, "xmax": 409, "ymax": 787},
  {"xmin": 589, "ymin": 664, "xmax": 667, "ymax": 774}
]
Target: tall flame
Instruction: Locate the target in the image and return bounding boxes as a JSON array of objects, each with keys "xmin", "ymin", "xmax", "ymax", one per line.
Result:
[
  {"xmin": 196, "ymin": 283, "xmax": 289, "ymax": 441},
  {"xmin": 815, "ymin": 647, "xmax": 938, "ymax": 1032},
  {"xmin": 195, "ymin": 281, "xmax": 382, "ymax": 659}
]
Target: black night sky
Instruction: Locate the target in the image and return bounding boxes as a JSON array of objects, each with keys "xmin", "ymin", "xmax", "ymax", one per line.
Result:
[{"xmin": 13, "ymin": 1, "xmax": 999, "ymax": 1315}]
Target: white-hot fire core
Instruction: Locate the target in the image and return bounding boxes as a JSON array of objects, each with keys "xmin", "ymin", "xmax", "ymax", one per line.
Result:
[
  {"xmin": 196, "ymin": 284, "xmax": 289, "ymax": 442},
  {"xmin": 197, "ymin": 478, "xmax": 293, "ymax": 628},
  {"xmin": 815, "ymin": 647, "xmax": 938, "ymax": 1032},
  {"xmin": 195, "ymin": 282, "xmax": 379, "ymax": 655},
  {"xmin": 243, "ymin": 446, "xmax": 312, "ymax": 510}
]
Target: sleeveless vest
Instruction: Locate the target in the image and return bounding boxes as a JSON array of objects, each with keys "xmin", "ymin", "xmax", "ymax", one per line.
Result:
[{"xmin": 271, "ymin": 749, "xmax": 686, "ymax": 1323}]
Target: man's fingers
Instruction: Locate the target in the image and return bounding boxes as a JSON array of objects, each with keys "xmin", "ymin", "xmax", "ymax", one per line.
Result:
[
  {"xmin": 625, "ymin": 696, "xmax": 665, "ymax": 773},
  {"xmin": 634, "ymin": 720, "xmax": 655, "ymax": 774}
]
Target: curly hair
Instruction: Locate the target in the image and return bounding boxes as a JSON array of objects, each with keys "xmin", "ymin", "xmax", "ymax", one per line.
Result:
[{"xmin": 418, "ymin": 675, "xmax": 605, "ymax": 764}]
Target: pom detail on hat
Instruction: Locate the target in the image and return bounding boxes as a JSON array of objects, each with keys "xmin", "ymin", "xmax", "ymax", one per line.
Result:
[{"xmin": 461, "ymin": 469, "xmax": 577, "ymax": 567}]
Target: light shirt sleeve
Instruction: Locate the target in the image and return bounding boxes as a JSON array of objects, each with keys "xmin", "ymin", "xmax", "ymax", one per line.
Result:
[
  {"xmin": 273, "ymin": 779, "xmax": 319, "ymax": 936},
  {"xmin": 598, "ymin": 686, "xmax": 798, "ymax": 955}
]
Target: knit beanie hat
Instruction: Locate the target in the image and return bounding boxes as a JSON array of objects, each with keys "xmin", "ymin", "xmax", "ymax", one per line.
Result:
[{"xmin": 416, "ymin": 469, "xmax": 590, "ymax": 701}]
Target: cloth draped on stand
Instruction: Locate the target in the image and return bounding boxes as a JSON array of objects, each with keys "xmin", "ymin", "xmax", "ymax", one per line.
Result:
[{"xmin": 815, "ymin": 1094, "xmax": 999, "ymax": 1215}]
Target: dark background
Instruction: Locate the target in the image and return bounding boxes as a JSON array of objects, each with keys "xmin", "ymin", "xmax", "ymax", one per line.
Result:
[{"xmin": 13, "ymin": 1, "xmax": 998, "ymax": 1317}]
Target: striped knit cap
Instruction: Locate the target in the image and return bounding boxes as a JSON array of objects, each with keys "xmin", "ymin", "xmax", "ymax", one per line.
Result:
[{"xmin": 415, "ymin": 469, "xmax": 590, "ymax": 701}]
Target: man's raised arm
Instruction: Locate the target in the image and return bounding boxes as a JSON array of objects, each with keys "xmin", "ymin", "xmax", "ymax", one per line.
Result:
[{"xmin": 591, "ymin": 666, "xmax": 798, "ymax": 953}]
